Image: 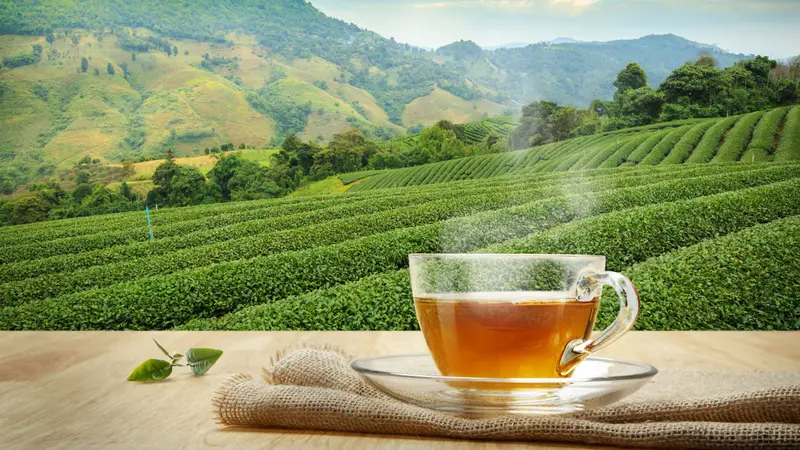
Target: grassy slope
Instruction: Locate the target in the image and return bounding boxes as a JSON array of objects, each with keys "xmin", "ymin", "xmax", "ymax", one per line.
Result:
[
  {"xmin": 401, "ymin": 87, "xmax": 507, "ymax": 128},
  {"xmin": 1, "ymin": 30, "xmax": 510, "ymax": 170}
]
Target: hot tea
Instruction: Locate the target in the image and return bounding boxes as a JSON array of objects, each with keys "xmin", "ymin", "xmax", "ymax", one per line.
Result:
[{"xmin": 415, "ymin": 291, "xmax": 600, "ymax": 379}]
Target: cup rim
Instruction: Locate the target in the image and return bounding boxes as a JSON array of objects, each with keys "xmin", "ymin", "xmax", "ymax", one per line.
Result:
[{"xmin": 409, "ymin": 253, "xmax": 606, "ymax": 261}]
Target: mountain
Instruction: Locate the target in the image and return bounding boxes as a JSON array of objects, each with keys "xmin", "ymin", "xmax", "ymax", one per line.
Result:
[
  {"xmin": 0, "ymin": 0, "xmax": 752, "ymax": 175},
  {"xmin": 483, "ymin": 42, "xmax": 530, "ymax": 50},
  {"xmin": 550, "ymin": 37, "xmax": 581, "ymax": 44},
  {"xmin": 435, "ymin": 34, "xmax": 751, "ymax": 107}
]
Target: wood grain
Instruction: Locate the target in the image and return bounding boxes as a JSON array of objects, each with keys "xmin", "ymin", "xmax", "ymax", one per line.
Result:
[{"xmin": 0, "ymin": 331, "xmax": 798, "ymax": 449}]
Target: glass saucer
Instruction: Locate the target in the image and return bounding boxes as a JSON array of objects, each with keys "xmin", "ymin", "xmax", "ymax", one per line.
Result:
[{"xmin": 351, "ymin": 354, "xmax": 657, "ymax": 415}]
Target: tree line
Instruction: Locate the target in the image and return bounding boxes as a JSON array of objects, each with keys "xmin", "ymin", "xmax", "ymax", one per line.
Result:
[{"xmin": 510, "ymin": 55, "xmax": 800, "ymax": 149}]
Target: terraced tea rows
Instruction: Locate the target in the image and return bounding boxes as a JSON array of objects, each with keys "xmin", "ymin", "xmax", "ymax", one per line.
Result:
[
  {"xmin": 349, "ymin": 106, "xmax": 800, "ymax": 191},
  {"xmin": 1, "ymin": 162, "xmax": 799, "ymax": 330},
  {"xmin": 461, "ymin": 116, "xmax": 518, "ymax": 144}
]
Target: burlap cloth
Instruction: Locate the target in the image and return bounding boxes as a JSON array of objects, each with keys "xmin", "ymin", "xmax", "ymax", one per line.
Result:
[{"xmin": 212, "ymin": 349, "xmax": 800, "ymax": 448}]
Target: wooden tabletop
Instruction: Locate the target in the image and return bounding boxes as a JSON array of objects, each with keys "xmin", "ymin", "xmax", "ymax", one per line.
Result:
[{"xmin": 1, "ymin": 331, "xmax": 798, "ymax": 449}]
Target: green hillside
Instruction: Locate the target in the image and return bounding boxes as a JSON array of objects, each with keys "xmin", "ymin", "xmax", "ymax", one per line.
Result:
[
  {"xmin": 348, "ymin": 106, "xmax": 800, "ymax": 191},
  {"xmin": 0, "ymin": 0, "xmax": 761, "ymax": 188}
]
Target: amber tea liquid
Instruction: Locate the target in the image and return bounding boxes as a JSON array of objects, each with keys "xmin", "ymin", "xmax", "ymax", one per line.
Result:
[{"xmin": 415, "ymin": 292, "xmax": 600, "ymax": 379}]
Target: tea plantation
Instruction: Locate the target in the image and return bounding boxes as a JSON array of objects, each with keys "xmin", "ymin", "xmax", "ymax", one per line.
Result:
[
  {"xmin": 1, "ymin": 106, "xmax": 799, "ymax": 331},
  {"xmin": 348, "ymin": 106, "xmax": 799, "ymax": 191}
]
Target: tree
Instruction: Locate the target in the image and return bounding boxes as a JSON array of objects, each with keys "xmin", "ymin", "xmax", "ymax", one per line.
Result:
[
  {"xmin": 121, "ymin": 160, "xmax": 135, "ymax": 178},
  {"xmin": 173, "ymin": 45, "xmax": 178, "ymax": 56},
  {"xmin": 76, "ymin": 155, "xmax": 92, "ymax": 166},
  {"xmin": 147, "ymin": 160, "xmax": 210, "ymax": 207},
  {"xmin": 46, "ymin": 33, "xmax": 55, "ymax": 45},
  {"xmin": 80, "ymin": 57, "xmax": 89, "ymax": 73},
  {"xmin": 32, "ymin": 44, "xmax": 43, "ymax": 58},
  {"xmin": 737, "ymin": 55, "xmax": 777, "ymax": 86},
  {"xmin": 312, "ymin": 129, "xmax": 377, "ymax": 174},
  {"xmin": 773, "ymin": 78, "xmax": 799, "ymax": 105},
  {"xmin": 616, "ymin": 86, "xmax": 664, "ymax": 126},
  {"xmin": 107, "ymin": 63, "xmax": 115, "ymax": 75},
  {"xmin": 696, "ymin": 53, "xmax": 717, "ymax": 68},
  {"xmin": 94, "ymin": 68, "xmax": 100, "ymax": 76},
  {"xmin": 75, "ymin": 171, "xmax": 91, "ymax": 184},
  {"xmin": 613, "ymin": 62, "xmax": 648, "ymax": 95},
  {"xmin": 789, "ymin": 56, "xmax": 800, "ymax": 82},
  {"xmin": 119, "ymin": 181, "xmax": 137, "ymax": 201},
  {"xmin": 0, "ymin": 194, "xmax": 51, "ymax": 225},
  {"xmin": 659, "ymin": 62, "xmax": 726, "ymax": 107},
  {"xmin": 207, "ymin": 154, "xmax": 244, "ymax": 201},
  {"xmin": 131, "ymin": 52, "xmax": 136, "ymax": 61}
]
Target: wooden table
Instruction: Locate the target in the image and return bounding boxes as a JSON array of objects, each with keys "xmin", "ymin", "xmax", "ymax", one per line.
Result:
[{"xmin": 1, "ymin": 331, "xmax": 798, "ymax": 449}]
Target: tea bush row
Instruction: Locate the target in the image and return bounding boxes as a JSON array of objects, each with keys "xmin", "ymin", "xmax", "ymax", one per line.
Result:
[
  {"xmin": 660, "ymin": 120, "xmax": 716, "ymax": 165},
  {"xmin": 625, "ymin": 129, "xmax": 673, "ymax": 164},
  {"xmin": 0, "ymin": 163, "xmax": 748, "ymax": 283},
  {"xmin": 712, "ymin": 111, "xmax": 765, "ymax": 162},
  {"xmin": 8, "ymin": 165, "xmax": 752, "ymax": 300},
  {"xmin": 596, "ymin": 134, "xmax": 652, "ymax": 169},
  {"xmin": 746, "ymin": 107, "xmax": 790, "ymax": 155},
  {"xmin": 775, "ymin": 106, "xmax": 800, "ymax": 161},
  {"xmin": 0, "ymin": 194, "xmax": 375, "ymax": 263},
  {"xmin": 626, "ymin": 216, "xmax": 800, "ymax": 331},
  {"xmin": 4, "ymin": 180, "xmax": 606, "ymax": 304},
  {"xmin": 2, "ymin": 169, "xmax": 797, "ymax": 330},
  {"xmin": 0, "ymin": 164, "xmax": 705, "ymax": 277},
  {"xmin": 685, "ymin": 115, "xmax": 742, "ymax": 164},
  {"xmin": 0, "ymin": 193, "xmax": 360, "ymax": 252},
  {"xmin": 639, "ymin": 125, "xmax": 694, "ymax": 165},
  {"xmin": 181, "ymin": 194, "xmax": 800, "ymax": 332}
]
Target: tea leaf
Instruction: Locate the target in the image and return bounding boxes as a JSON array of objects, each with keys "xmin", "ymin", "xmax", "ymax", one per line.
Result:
[
  {"xmin": 127, "ymin": 359, "xmax": 173, "ymax": 382},
  {"xmin": 185, "ymin": 348, "xmax": 223, "ymax": 376}
]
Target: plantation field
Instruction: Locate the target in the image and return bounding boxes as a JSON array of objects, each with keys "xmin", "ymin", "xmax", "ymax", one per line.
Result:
[
  {"xmin": 349, "ymin": 106, "xmax": 800, "ymax": 191},
  {"xmin": 0, "ymin": 158, "xmax": 799, "ymax": 331}
]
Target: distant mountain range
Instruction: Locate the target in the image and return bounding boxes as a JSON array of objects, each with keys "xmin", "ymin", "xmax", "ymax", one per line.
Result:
[
  {"xmin": 0, "ymin": 0, "xmax": 752, "ymax": 170},
  {"xmin": 484, "ymin": 37, "xmax": 582, "ymax": 49}
]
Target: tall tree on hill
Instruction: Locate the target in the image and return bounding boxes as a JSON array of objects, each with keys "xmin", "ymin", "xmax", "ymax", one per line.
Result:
[
  {"xmin": 614, "ymin": 62, "xmax": 648, "ymax": 95},
  {"xmin": 46, "ymin": 32, "xmax": 55, "ymax": 45},
  {"xmin": 107, "ymin": 63, "xmax": 115, "ymax": 75},
  {"xmin": 80, "ymin": 57, "xmax": 88, "ymax": 73},
  {"xmin": 696, "ymin": 53, "xmax": 718, "ymax": 67}
]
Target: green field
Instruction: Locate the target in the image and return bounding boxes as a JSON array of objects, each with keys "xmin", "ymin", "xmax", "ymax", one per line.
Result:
[
  {"xmin": 348, "ymin": 107, "xmax": 800, "ymax": 191},
  {"xmin": 0, "ymin": 152, "xmax": 799, "ymax": 330}
]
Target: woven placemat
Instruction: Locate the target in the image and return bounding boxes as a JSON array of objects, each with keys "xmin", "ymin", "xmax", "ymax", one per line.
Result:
[{"xmin": 213, "ymin": 349, "xmax": 800, "ymax": 449}]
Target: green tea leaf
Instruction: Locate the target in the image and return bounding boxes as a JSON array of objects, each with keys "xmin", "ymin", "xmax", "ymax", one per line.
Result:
[
  {"xmin": 127, "ymin": 359, "xmax": 173, "ymax": 382},
  {"xmin": 185, "ymin": 348, "xmax": 223, "ymax": 376}
]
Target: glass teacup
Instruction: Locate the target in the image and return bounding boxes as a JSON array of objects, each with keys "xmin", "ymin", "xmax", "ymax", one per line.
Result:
[{"xmin": 409, "ymin": 253, "xmax": 639, "ymax": 379}]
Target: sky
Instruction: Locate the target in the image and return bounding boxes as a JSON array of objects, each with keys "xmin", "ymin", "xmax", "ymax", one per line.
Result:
[{"xmin": 309, "ymin": 0, "xmax": 800, "ymax": 59}]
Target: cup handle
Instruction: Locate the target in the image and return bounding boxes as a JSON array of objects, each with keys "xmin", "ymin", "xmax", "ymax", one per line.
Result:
[{"xmin": 558, "ymin": 271, "xmax": 640, "ymax": 376}]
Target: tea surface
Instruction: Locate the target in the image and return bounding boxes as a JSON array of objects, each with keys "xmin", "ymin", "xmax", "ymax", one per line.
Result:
[{"xmin": 415, "ymin": 292, "xmax": 600, "ymax": 379}]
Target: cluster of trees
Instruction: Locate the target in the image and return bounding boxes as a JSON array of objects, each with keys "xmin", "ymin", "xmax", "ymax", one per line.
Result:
[
  {"xmin": 0, "ymin": 173, "xmax": 141, "ymax": 226},
  {"xmin": 139, "ymin": 120, "xmax": 511, "ymax": 209},
  {"xmin": 2, "ymin": 44, "xmax": 42, "ymax": 68},
  {"xmin": 144, "ymin": 149, "xmax": 282, "ymax": 207},
  {"xmin": 511, "ymin": 55, "xmax": 800, "ymax": 149}
]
